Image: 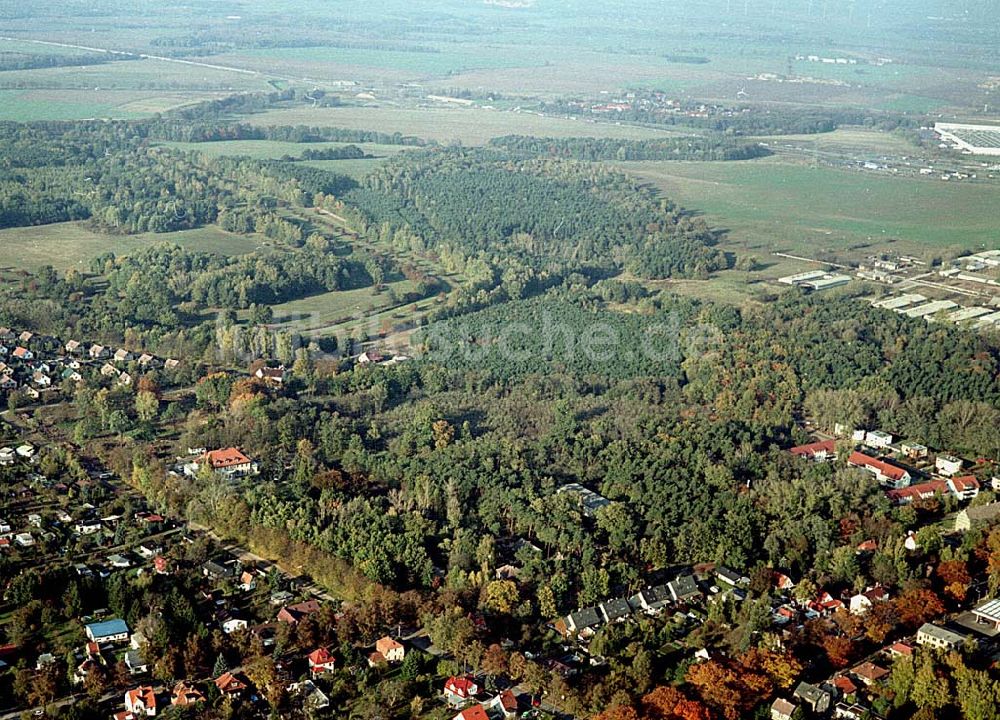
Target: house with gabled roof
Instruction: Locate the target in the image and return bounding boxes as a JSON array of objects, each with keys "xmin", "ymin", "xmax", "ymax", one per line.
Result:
[
  {"xmin": 635, "ymin": 584, "xmax": 671, "ymax": 613},
  {"xmin": 848, "ymin": 451, "xmax": 911, "ymax": 488},
  {"xmin": 849, "ymin": 585, "xmax": 889, "ymax": 615},
  {"xmin": 562, "ymin": 606, "xmax": 602, "ymax": 636},
  {"xmin": 794, "ymin": 681, "xmax": 831, "ymax": 713},
  {"xmin": 90, "ymin": 344, "xmax": 108, "ymax": 360},
  {"xmin": 307, "ymin": 647, "xmax": 336, "ymax": 677},
  {"xmin": 375, "ymin": 636, "xmax": 405, "ymax": 663},
  {"xmin": 12, "ymin": 347, "xmax": 32, "ymax": 361},
  {"xmin": 113, "ymin": 348, "xmax": 133, "ymax": 364},
  {"xmin": 789, "ymin": 439, "xmax": 836, "ymax": 461},
  {"xmin": 444, "ymin": 676, "xmax": 479, "ymax": 707},
  {"xmin": 277, "ymin": 599, "xmax": 322, "ymax": 625},
  {"xmin": 124, "ymin": 686, "xmax": 157, "ymax": 716},
  {"xmin": 770, "ymin": 698, "xmax": 797, "ymax": 720},
  {"xmin": 851, "ymin": 661, "xmax": 889, "ymax": 686},
  {"xmin": 948, "ymin": 475, "xmax": 980, "ymax": 501},
  {"xmin": 171, "ymin": 682, "xmax": 204, "ymax": 707},
  {"xmin": 215, "ymin": 671, "xmax": 248, "ymax": 697},
  {"xmin": 668, "ymin": 574, "xmax": 701, "ymax": 603},
  {"xmin": 599, "ymin": 597, "xmax": 632, "ymax": 623}
]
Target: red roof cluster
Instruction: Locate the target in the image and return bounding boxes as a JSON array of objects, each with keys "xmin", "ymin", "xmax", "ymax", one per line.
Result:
[{"xmin": 951, "ymin": 475, "xmax": 980, "ymax": 492}]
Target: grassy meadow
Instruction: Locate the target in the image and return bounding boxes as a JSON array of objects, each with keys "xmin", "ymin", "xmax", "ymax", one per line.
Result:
[
  {"xmin": 244, "ymin": 105, "xmax": 685, "ymax": 145},
  {"xmin": 0, "ymin": 223, "xmax": 259, "ymax": 271},
  {"xmin": 621, "ymin": 156, "xmax": 999, "ymax": 260}
]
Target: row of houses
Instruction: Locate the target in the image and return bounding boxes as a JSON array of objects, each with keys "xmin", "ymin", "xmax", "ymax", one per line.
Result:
[
  {"xmin": 0, "ymin": 325, "xmax": 180, "ymax": 399},
  {"xmin": 554, "ymin": 573, "xmax": 703, "ymax": 639}
]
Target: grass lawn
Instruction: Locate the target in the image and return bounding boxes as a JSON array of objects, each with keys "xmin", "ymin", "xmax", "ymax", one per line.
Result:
[
  {"xmin": 621, "ymin": 156, "xmax": 1000, "ymax": 259},
  {"xmin": 245, "ymin": 105, "xmax": 686, "ymax": 145},
  {"xmin": 0, "ymin": 222, "xmax": 260, "ymax": 271}
]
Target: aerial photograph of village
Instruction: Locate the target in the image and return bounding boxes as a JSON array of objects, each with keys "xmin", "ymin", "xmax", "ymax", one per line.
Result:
[{"xmin": 1, "ymin": 1, "xmax": 1000, "ymax": 719}]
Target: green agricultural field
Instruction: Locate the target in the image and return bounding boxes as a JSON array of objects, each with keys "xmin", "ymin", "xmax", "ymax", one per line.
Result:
[
  {"xmin": 0, "ymin": 88, "xmax": 231, "ymax": 121},
  {"xmin": 0, "ymin": 222, "xmax": 260, "ymax": 271},
  {"xmin": 245, "ymin": 105, "xmax": 685, "ymax": 145},
  {"xmin": 622, "ymin": 156, "xmax": 1000, "ymax": 259}
]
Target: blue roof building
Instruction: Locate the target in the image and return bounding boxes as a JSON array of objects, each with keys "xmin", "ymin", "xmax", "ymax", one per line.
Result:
[{"xmin": 85, "ymin": 618, "xmax": 130, "ymax": 643}]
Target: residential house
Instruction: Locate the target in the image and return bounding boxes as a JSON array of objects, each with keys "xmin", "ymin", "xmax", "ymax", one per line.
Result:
[
  {"xmin": 956, "ymin": 503, "xmax": 1000, "ymax": 532},
  {"xmin": 164, "ymin": 359, "xmax": 180, "ymax": 370},
  {"xmin": 188, "ymin": 447, "xmax": 258, "ymax": 478},
  {"xmin": 794, "ymin": 682, "xmax": 831, "ymax": 713},
  {"xmin": 288, "ymin": 679, "xmax": 330, "ymax": 711},
  {"xmin": 454, "ymin": 707, "xmax": 490, "ymax": 720},
  {"xmin": 935, "ymin": 454, "xmax": 964, "ymax": 476},
  {"xmin": 171, "ymin": 682, "xmax": 205, "ymax": 707},
  {"xmin": 308, "ymin": 647, "xmax": 337, "ymax": 677},
  {"xmin": 789, "ymin": 439, "xmax": 836, "ymax": 461},
  {"xmin": 848, "ymin": 451, "xmax": 911, "ymax": 488},
  {"xmin": 773, "ymin": 572, "xmax": 796, "ymax": 591},
  {"xmin": 101, "ymin": 362, "xmax": 120, "ymax": 378},
  {"xmin": 900, "ymin": 442, "xmax": 929, "ymax": 460},
  {"xmin": 599, "ymin": 597, "xmax": 632, "ymax": 623},
  {"xmin": 444, "ymin": 676, "xmax": 479, "ymax": 707},
  {"xmin": 886, "ymin": 479, "xmax": 947, "ymax": 504},
  {"xmin": 238, "ymin": 570, "xmax": 256, "ymax": 592},
  {"xmin": 125, "ymin": 686, "xmax": 157, "ymax": 716},
  {"xmin": 75, "ymin": 520, "xmax": 102, "ymax": 535},
  {"xmin": 0, "ymin": 448, "xmax": 13, "ymax": 465},
  {"xmin": 114, "ymin": 349, "xmax": 133, "ymax": 364},
  {"xmin": 218, "ymin": 611, "xmax": 248, "ymax": 635},
  {"xmin": 125, "ymin": 650, "xmax": 148, "ymax": 675},
  {"xmin": 255, "ymin": 366, "xmax": 286, "ymax": 385},
  {"xmin": 18, "ymin": 331, "xmax": 32, "ymax": 345},
  {"xmin": 277, "ymin": 599, "xmax": 323, "ymax": 625},
  {"xmin": 201, "ymin": 559, "xmax": 235, "ymax": 581},
  {"xmin": 89, "ymin": 344, "xmax": 109, "ymax": 360},
  {"xmin": 484, "ymin": 690, "xmax": 519, "ymax": 720},
  {"xmin": 832, "ymin": 675, "xmax": 858, "ymax": 698},
  {"xmin": 32, "ymin": 371, "xmax": 51, "ymax": 387},
  {"xmin": 635, "ymin": 585, "xmax": 671, "ymax": 613},
  {"xmin": 12, "ymin": 347, "xmax": 32, "ymax": 361},
  {"xmin": 65, "ymin": 340, "xmax": 82, "ymax": 354},
  {"xmin": 864, "ymin": 430, "xmax": 893, "ymax": 448},
  {"xmin": 118, "ymin": 372, "xmax": 133, "ymax": 387},
  {"xmin": 562, "ymin": 607, "xmax": 602, "ymax": 637},
  {"xmin": 715, "ymin": 566, "xmax": 749, "ymax": 587},
  {"xmin": 62, "ymin": 368, "xmax": 83, "ymax": 383},
  {"xmin": 36, "ymin": 653, "xmax": 56, "ymax": 670},
  {"xmin": 770, "ymin": 698, "xmax": 798, "ymax": 720},
  {"xmin": 214, "ymin": 672, "xmax": 247, "ymax": 697},
  {"xmin": 948, "ymin": 475, "xmax": 980, "ymax": 501},
  {"xmin": 14, "ymin": 532, "xmax": 34, "ymax": 547},
  {"xmin": 851, "ymin": 661, "xmax": 889, "ymax": 686},
  {"xmin": 108, "ymin": 554, "xmax": 132, "ymax": 569},
  {"xmin": 375, "ymin": 636, "xmax": 405, "ymax": 663},
  {"xmin": 137, "ymin": 354, "xmax": 159, "ymax": 369},
  {"xmin": 886, "ymin": 642, "xmax": 915, "ymax": 659},
  {"xmin": 809, "ymin": 591, "xmax": 845, "ymax": 616},
  {"xmin": 668, "ymin": 574, "xmax": 702, "ymax": 603},
  {"xmin": 86, "ymin": 618, "xmax": 130, "ymax": 645},
  {"xmin": 849, "ymin": 585, "xmax": 889, "ymax": 615},
  {"xmin": 916, "ymin": 622, "xmax": 968, "ymax": 651}
]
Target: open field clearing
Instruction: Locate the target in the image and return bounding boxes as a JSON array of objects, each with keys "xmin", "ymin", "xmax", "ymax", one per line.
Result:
[
  {"xmin": 265, "ymin": 279, "xmax": 422, "ymax": 335},
  {"xmin": 245, "ymin": 105, "xmax": 686, "ymax": 144},
  {"xmin": 0, "ymin": 88, "xmax": 232, "ymax": 121},
  {"xmin": 161, "ymin": 140, "xmax": 410, "ymax": 161},
  {"xmin": 622, "ymin": 157, "xmax": 999, "ymax": 259},
  {"xmin": 0, "ymin": 223, "xmax": 259, "ymax": 271}
]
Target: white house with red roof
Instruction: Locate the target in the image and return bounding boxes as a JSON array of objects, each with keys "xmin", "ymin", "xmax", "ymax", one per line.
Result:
[
  {"xmin": 849, "ymin": 585, "xmax": 889, "ymax": 615},
  {"xmin": 886, "ymin": 479, "xmax": 948, "ymax": 504},
  {"xmin": 848, "ymin": 451, "xmax": 911, "ymax": 488},
  {"xmin": 484, "ymin": 690, "xmax": 519, "ymax": 720},
  {"xmin": 185, "ymin": 448, "xmax": 258, "ymax": 478},
  {"xmin": 454, "ymin": 707, "xmax": 490, "ymax": 720},
  {"xmin": 444, "ymin": 676, "xmax": 479, "ymax": 707},
  {"xmin": 789, "ymin": 439, "xmax": 836, "ymax": 462},
  {"xmin": 125, "ymin": 686, "xmax": 157, "ymax": 716},
  {"xmin": 308, "ymin": 647, "xmax": 336, "ymax": 677},
  {"xmin": 948, "ymin": 475, "xmax": 980, "ymax": 501},
  {"xmin": 375, "ymin": 636, "xmax": 405, "ymax": 664}
]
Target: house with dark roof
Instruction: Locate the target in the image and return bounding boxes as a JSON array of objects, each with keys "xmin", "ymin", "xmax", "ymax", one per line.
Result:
[
  {"xmin": 794, "ymin": 682, "xmax": 831, "ymax": 713},
  {"xmin": 668, "ymin": 574, "xmax": 701, "ymax": 603},
  {"xmin": 563, "ymin": 607, "xmax": 602, "ymax": 636},
  {"xmin": 599, "ymin": 597, "xmax": 632, "ymax": 623}
]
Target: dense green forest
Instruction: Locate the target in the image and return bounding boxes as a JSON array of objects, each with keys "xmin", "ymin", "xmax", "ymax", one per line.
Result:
[
  {"xmin": 489, "ymin": 135, "xmax": 772, "ymax": 161},
  {"xmin": 340, "ymin": 148, "xmax": 727, "ymax": 280}
]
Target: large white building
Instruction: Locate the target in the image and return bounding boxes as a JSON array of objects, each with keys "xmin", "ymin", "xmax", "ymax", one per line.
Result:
[{"xmin": 935, "ymin": 123, "xmax": 1000, "ymax": 156}]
